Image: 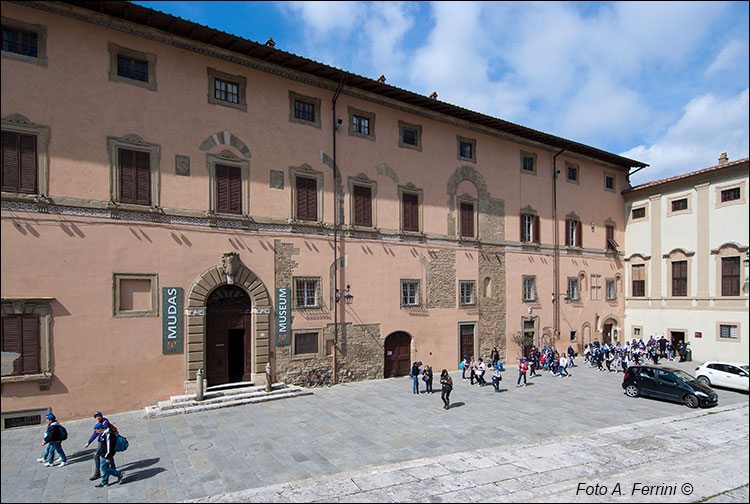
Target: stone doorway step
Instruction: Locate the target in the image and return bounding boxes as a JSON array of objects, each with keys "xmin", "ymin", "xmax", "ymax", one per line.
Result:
[{"xmin": 143, "ymin": 383, "xmax": 313, "ymax": 418}]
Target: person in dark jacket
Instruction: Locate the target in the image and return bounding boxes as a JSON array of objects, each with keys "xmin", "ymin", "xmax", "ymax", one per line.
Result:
[
  {"xmin": 439, "ymin": 369, "xmax": 453, "ymax": 409},
  {"xmin": 84, "ymin": 412, "xmax": 118, "ymax": 481},
  {"xmin": 410, "ymin": 361, "xmax": 422, "ymax": 395},
  {"xmin": 42, "ymin": 413, "xmax": 68, "ymax": 467},
  {"xmin": 94, "ymin": 424, "xmax": 124, "ymax": 487}
]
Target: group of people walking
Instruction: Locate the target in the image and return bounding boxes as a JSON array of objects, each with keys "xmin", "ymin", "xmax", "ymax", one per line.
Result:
[
  {"xmin": 410, "ymin": 361, "xmax": 453, "ymax": 409},
  {"xmin": 583, "ymin": 336, "xmax": 687, "ymax": 373}
]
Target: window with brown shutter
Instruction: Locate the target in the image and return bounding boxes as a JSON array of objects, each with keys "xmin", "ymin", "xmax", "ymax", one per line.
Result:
[
  {"xmin": 521, "ymin": 214, "xmax": 538, "ymax": 243},
  {"xmin": 606, "ymin": 224, "xmax": 617, "ymax": 251},
  {"xmin": 296, "ymin": 176, "xmax": 317, "ymax": 221},
  {"xmin": 402, "ymin": 192, "xmax": 419, "ymax": 232},
  {"xmin": 1, "ymin": 314, "xmax": 40, "ymax": 375},
  {"xmin": 672, "ymin": 260, "xmax": 687, "ymax": 297},
  {"xmin": 533, "ymin": 215, "xmax": 540, "ymax": 243},
  {"xmin": 216, "ymin": 164, "xmax": 242, "ymax": 214},
  {"xmin": 721, "ymin": 256, "xmax": 740, "ymax": 296},
  {"xmin": 460, "ymin": 202, "xmax": 474, "ymax": 237},
  {"xmin": 353, "ymin": 185, "xmax": 372, "ymax": 227},
  {"xmin": 632, "ymin": 264, "xmax": 645, "ymax": 297},
  {"xmin": 565, "ymin": 220, "xmax": 581, "ymax": 247},
  {"xmin": 1, "ymin": 131, "xmax": 37, "ymax": 194},
  {"xmin": 118, "ymin": 148, "xmax": 150, "ymax": 205}
]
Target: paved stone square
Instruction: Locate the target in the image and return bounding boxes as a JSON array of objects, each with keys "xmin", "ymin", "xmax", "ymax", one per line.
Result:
[{"xmin": 1, "ymin": 360, "xmax": 748, "ymax": 502}]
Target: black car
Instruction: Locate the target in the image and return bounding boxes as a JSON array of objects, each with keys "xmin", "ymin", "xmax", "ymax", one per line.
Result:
[{"xmin": 622, "ymin": 365, "xmax": 718, "ymax": 408}]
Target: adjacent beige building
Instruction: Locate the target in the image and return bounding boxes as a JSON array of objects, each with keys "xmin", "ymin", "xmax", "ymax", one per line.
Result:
[
  {"xmin": 1, "ymin": 1, "xmax": 644, "ymax": 423},
  {"xmin": 623, "ymin": 155, "xmax": 749, "ymax": 363}
]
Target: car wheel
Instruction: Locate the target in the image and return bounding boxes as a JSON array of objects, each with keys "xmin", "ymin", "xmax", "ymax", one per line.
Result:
[
  {"xmin": 625, "ymin": 384, "xmax": 640, "ymax": 398},
  {"xmin": 697, "ymin": 376, "xmax": 711, "ymax": 387},
  {"xmin": 684, "ymin": 394, "xmax": 699, "ymax": 408}
]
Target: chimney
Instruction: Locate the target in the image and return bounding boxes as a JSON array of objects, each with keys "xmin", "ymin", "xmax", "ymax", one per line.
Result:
[
  {"xmin": 429, "ymin": 92, "xmax": 438, "ymax": 99},
  {"xmin": 718, "ymin": 152, "xmax": 729, "ymax": 165},
  {"xmin": 265, "ymin": 38, "xmax": 275, "ymax": 48},
  {"xmin": 377, "ymin": 75, "xmax": 386, "ymax": 83}
]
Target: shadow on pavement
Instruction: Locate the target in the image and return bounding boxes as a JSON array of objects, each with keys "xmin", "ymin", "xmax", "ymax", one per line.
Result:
[
  {"xmin": 120, "ymin": 457, "xmax": 160, "ymax": 471},
  {"xmin": 448, "ymin": 402, "xmax": 465, "ymax": 409},
  {"xmin": 121, "ymin": 467, "xmax": 166, "ymax": 484}
]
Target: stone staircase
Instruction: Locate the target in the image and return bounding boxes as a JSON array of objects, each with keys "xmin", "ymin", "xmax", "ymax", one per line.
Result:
[{"xmin": 143, "ymin": 382, "xmax": 313, "ymax": 418}]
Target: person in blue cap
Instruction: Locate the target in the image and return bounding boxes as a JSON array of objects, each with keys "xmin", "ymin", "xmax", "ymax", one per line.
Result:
[
  {"xmin": 42, "ymin": 413, "xmax": 68, "ymax": 467},
  {"xmin": 93, "ymin": 423, "xmax": 124, "ymax": 487},
  {"xmin": 84, "ymin": 411, "xmax": 118, "ymax": 481},
  {"xmin": 410, "ymin": 361, "xmax": 422, "ymax": 394}
]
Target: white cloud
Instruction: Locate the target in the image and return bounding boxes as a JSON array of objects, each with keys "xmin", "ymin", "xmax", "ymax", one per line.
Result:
[
  {"xmin": 706, "ymin": 39, "xmax": 750, "ymax": 75},
  {"xmin": 622, "ymin": 89, "xmax": 750, "ymax": 185},
  {"xmin": 279, "ymin": 1, "xmax": 364, "ymax": 38}
]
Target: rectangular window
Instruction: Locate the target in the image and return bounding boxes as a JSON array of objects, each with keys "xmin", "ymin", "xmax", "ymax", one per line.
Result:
[
  {"xmin": 117, "ymin": 55, "xmax": 148, "ymax": 82},
  {"xmin": 521, "ymin": 214, "xmax": 540, "ymax": 243},
  {"xmin": 459, "ymin": 142, "xmax": 473, "ymax": 159},
  {"xmin": 591, "ymin": 274, "xmax": 602, "ymax": 301},
  {"xmin": 721, "ymin": 257, "xmax": 740, "ymax": 296},
  {"xmin": 632, "ymin": 207, "xmax": 646, "ymax": 219},
  {"xmin": 567, "ymin": 277, "xmax": 579, "ymax": 301},
  {"xmin": 1, "ymin": 130, "xmax": 37, "ymax": 194},
  {"xmin": 1, "ymin": 314, "xmax": 40, "ymax": 376},
  {"xmin": 633, "ymin": 327, "xmax": 641, "ymax": 337},
  {"xmin": 632, "ymin": 264, "xmax": 645, "ymax": 297},
  {"xmin": 401, "ymin": 127, "xmax": 418, "ymax": 146},
  {"xmin": 721, "ymin": 187, "xmax": 741, "ymax": 202},
  {"xmin": 294, "ymin": 278, "xmax": 319, "ymax": 308},
  {"xmin": 294, "ymin": 100, "xmax": 315, "ymax": 122},
  {"xmin": 719, "ymin": 324, "xmax": 738, "ymax": 339},
  {"xmin": 459, "ymin": 281, "xmax": 476, "ymax": 306},
  {"xmin": 672, "ymin": 260, "xmax": 687, "ymax": 297},
  {"xmin": 401, "ymin": 280, "xmax": 420, "ymax": 307},
  {"xmin": 402, "ymin": 192, "xmax": 419, "ymax": 232},
  {"xmin": 565, "ymin": 220, "xmax": 582, "ymax": 247},
  {"xmin": 523, "ymin": 319, "xmax": 536, "ymax": 347},
  {"xmin": 294, "ymin": 332, "xmax": 318, "ymax": 355},
  {"xmin": 671, "ymin": 198, "xmax": 688, "ymax": 212},
  {"xmin": 567, "ymin": 165, "xmax": 578, "ymax": 182},
  {"xmin": 2, "ymin": 28, "xmax": 37, "ymax": 57},
  {"xmin": 214, "ymin": 78, "xmax": 239, "ymax": 104},
  {"xmin": 118, "ymin": 148, "xmax": 151, "ymax": 205},
  {"xmin": 606, "ymin": 279, "xmax": 616, "ymax": 301},
  {"xmin": 570, "ymin": 330, "xmax": 577, "ymax": 342},
  {"xmin": 522, "ymin": 156, "xmax": 535, "ymax": 172},
  {"xmin": 215, "ymin": 164, "xmax": 242, "ymax": 214},
  {"xmin": 606, "ymin": 224, "xmax": 617, "ymax": 251},
  {"xmin": 605, "ymin": 174, "xmax": 615, "ymax": 191},
  {"xmin": 352, "ymin": 185, "xmax": 372, "ymax": 227},
  {"xmin": 295, "ymin": 176, "xmax": 317, "ymax": 221},
  {"xmin": 460, "ymin": 202, "xmax": 474, "ymax": 237},
  {"xmin": 4, "ymin": 414, "xmax": 43, "ymax": 429},
  {"xmin": 522, "ymin": 276, "xmax": 536, "ymax": 302},
  {"xmin": 352, "ymin": 115, "xmax": 369, "ymax": 135}
]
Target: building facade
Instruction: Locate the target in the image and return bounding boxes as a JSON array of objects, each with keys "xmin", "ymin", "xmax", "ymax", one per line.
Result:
[
  {"xmin": 623, "ymin": 155, "xmax": 749, "ymax": 363},
  {"xmin": 1, "ymin": 1, "xmax": 643, "ymax": 423}
]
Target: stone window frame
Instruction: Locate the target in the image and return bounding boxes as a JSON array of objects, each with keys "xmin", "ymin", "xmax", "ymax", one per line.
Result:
[
  {"xmin": 456, "ymin": 135, "xmax": 476, "ymax": 163},
  {"xmin": 664, "ymin": 249, "xmax": 694, "ymax": 298},
  {"xmin": 457, "ymin": 194, "xmax": 478, "ymax": 239},
  {"xmin": 630, "ymin": 203, "xmax": 648, "ymax": 222},
  {"xmin": 398, "ymin": 183, "xmax": 424, "ymax": 234},
  {"xmin": 521, "ymin": 316, "xmax": 539, "ymax": 348},
  {"xmin": 347, "ymin": 106, "xmax": 375, "ymax": 141},
  {"xmin": 567, "ymin": 277, "xmax": 580, "ymax": 302},
  {"xmin": 348, "ymin": 174, "xmax": 377, "ymax": 229},
  {"xmin": 1, "ymin": 114, "xmax": 50, "ymax": 199},
  {"xmin": 666, "ymin": 192, "xmax": 692, "ymax": 217},
  {"xmin": 632, "ymin": 326, "xmax": 643, "ymax": 338},
  {"xmin": 400, "ymin": 279, "xmax": 422, "ymax": 308},
  {"xmin": 565, "ymin": 211, "xmax": 582, "ymax": 249},
  {"xmin": 293, "ymin": 276, "xmax": 321, "ymax": 310},
  {"xmin": 604, "ymin": 172, "xmax": 616, "ymax": 193},
  {"xmin": 458, "ymin": 280, "xmax": 476, "ymax": 307},
  {"xmin": 716, "ymin": 322, "xmax": 741, "ymax": 343},
  {"xmin": 1, "ymin": 16, "xmax": 48, "ymax": 67},
  {"xmin": 112, "ymin": 273, "xmax": 159, "ymax": 318},
  {"xmin": 207, "ymin": 67, "xmax": 247, "ymax": 112},
  {"xmin": 569, "ymin": 330, "xmax": 577, "ymax": 342},
  {"xmin": 520, "ymin": 150, "xmax": 537, "ymax": 176},
  {"xmin": 715, "ymin": 180, "xmax": 746, "ymax": 209},
  {"xmin": 0, "ymin": 298, "xmax": 53, "ymax": 388},
  {"xmin": 288, "ymin": 90, "xmax": 321, "ymax": 129},
  {"xmin": 605, "ymin": 278, "xmax": 617, "ymax": 302},
  {"xmin": 108, "ymin": 42, "xmax": 157, "ymax": 92},
  {"xmin": 1, "ymin": 407, "xmax": 50, "ymax": 430},
  {"xmin": 107, "ymin": 134, "xmax": 161, "ymax": 208},
  {"xmin": 565, "ymin": 161, "xmax": 579, "ymax": 185},
  {"xmin": 522, "ymin": 275, "xmax": 537, "ymax": 303},
  {"xmin": 289, "ymin": 164, "xmax": 324, "ymax": 223},
  {"xmin": 628, "ymin": 255, "xmax": 649, "ymax": 298},
  {"xmin": 291, "ymin": 329, "xmax": 322, "ymax": 359},
  {"xmin": 712, "ymin": 244, "xmax": 747, "ymax": 298},
  {"xmin": 207, "ymin": 149, "xmax": 251, "ymax": 215},
  {"xmin": 398, "ymin": 120, "xmax": 422, "ymax": 151},
  {"xmin": 590, "ymin": 274, "xmax": 602, "ymax": 301}
]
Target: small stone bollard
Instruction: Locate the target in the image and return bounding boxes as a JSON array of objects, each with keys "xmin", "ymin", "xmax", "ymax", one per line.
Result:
[
  {"xmin": 265, "ymin": 362, "xmax": 272, "ymax": 392},
  {"xmin": 196, "ymin": 368, "xmax": 204, "ymax": 401}
]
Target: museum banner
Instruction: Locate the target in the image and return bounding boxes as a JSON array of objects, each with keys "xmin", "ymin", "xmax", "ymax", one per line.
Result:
[
  {"xmin": 275, "ymin": 287, "xmax": 291, "ymax": 345},
  {"xmin": 162, "ymin": 287, "xmax": 183, "ymax": 354}
]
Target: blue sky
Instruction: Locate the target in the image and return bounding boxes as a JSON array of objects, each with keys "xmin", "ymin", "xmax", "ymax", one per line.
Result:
[{"xmin": 132, "ymin": 1, "xmax": 749, "ymax": 185}]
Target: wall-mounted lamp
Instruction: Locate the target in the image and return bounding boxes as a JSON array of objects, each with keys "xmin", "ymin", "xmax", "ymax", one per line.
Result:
[
  {"xmin": 590, "ymin": 222, "xmax": 595, "ymax": 232},
  {"xmin": 335, "ymin": 118, "xmax": 343, "ymax": 131},
  {"xmin": 335, "ymin": 284, "xmax": 353, "ymax": 304},
  {"xmin": 552, "ymin": 293, "xmax": 571, "ymax": 304},
  {"xmin": 744, "ymin": 249, "xmax": 749, "ymax": 267}
]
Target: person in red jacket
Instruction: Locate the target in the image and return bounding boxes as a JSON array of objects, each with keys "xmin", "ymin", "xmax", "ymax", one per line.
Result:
[{"xmin": 516, "ymin": 358, "xmax": 528, "ymax": 387}]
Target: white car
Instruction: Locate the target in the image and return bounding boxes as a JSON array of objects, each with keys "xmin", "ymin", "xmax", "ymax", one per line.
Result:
[{"xmin": 694, "ymin": 362, "xmax": 749, "ymax": 392}]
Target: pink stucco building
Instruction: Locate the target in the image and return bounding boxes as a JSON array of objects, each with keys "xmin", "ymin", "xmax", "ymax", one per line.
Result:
[{"xmin": 1, "ymin": 1, "xmax": 646, "ymax": 424}]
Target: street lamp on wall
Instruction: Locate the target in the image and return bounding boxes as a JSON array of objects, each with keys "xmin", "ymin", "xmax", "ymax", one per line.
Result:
[
  {"xmin": 552, "ymin": 292, "xmax": 570, "ymax": 304},
  {"xmin": 336, "ymin": 284, "xmax": 353, "ymax": 305}
]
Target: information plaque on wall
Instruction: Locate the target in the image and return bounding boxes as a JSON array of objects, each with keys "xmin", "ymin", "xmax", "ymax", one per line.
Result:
[
  {"xmin": 162, "ymin": 287, "xmax": 184, "ymax": 354},
  {"xmin": 275, "ymin": 288, "xmax": 291, "ymax": 345}
]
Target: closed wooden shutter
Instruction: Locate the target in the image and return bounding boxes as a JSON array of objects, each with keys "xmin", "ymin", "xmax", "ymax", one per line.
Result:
[
  {"xmin": 533, "ymin": 215, "xmax": 540, "ymax": 243},
  {"xmin": 296, "ymin": 176, "xmax": 317, "ymax": 221},
  {"xmin": 216, "ymin": 164, "xmax": 241, "ymax": 214},
  {"xmin": 722, "ymin": 257, "xmax": 740, "ymax": 296},
  {"xmin": 353, "ymin": 185, "xmax": 372, "ymax": 227},
  {"xmin": 119, "ymin": 148, "xmax": 150, "ymax": 205},
  {"xmin": 1, "ymin": 131, "xmax": 37, "ymax": 194},
  {"xmin": 134, "ymin": 150, "xmax": 150, "ymax": 205},
  {"xmin": 402, "ymin": 192, "xmax": 418, "ymax": 231},
  {"xmin": 460, "ymin": 202, "xmax": 474, "ymax": 237},
  {"xmin": 576, "ymin": 221, "xmax": 583, "ymax": 247},
  {"xmin": 520, "ymin": 214, "xmax": 526, "ymax": 242},
  {"xmin": 565, "ymin": 220, "xmax": 570, "ymax": 246},
  {"xmin": 672, "ymin": 261, "xmax": 687, "ymax": 296},
  {"xmin": 1, "ymin": 315, "xmax": 40, "ymax": 375}
]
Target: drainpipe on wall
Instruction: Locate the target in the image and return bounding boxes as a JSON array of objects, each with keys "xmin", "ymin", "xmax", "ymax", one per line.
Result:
[
  {"xmin": 331, "ymin": 76, "xmax": 347, "ymax": 385},
  {"xmin": 552, "ymin": 148, "xmax": 565, "ymax": 345}
]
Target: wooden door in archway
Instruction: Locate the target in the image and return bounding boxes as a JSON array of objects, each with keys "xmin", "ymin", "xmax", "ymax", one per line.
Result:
[
  {"xmin": 206, "ymin": 285, "xmax": 251, "ymax": 386},
  {"xmin": 384, "ymin": 332, "xmax": 411, "ymax": 378}
]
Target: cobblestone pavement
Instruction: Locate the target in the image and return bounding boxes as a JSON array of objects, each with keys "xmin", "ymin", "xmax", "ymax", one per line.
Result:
[{"xmin": 2, "ymin": 359, "xmax": 748, "ymax": 503}]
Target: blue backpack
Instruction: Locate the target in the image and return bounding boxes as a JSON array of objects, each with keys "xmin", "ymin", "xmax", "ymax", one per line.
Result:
[{"xmin": 114, "ymin": 434, "xmax": 129, "ymax": 452}]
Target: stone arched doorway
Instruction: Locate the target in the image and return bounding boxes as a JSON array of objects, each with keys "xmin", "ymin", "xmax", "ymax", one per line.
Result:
[
  {"xmin": 206, "ymin": 285, "xmax": 251, "ymax": 386},
  {"xmin": 384, "ymin": 331, "xmax": 411, "ymax": 378},
  {"xmin": 601, "ymin": 315, "xmax": 620, "ymax": 345},
  {"xmin": 184, "ymin": 253, "xmax": 271, "ymax": 391}
]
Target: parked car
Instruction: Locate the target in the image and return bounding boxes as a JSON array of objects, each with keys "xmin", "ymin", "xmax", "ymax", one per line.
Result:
[
  {"xmin": 622, "ymin": 365, "xmax": 718, "ymax": 408},
  {"xmin": 694, "ymin": 362, "xmax": 749, "ymax": 392}
]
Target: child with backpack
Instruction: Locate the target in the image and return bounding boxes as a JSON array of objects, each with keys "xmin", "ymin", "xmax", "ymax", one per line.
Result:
[
  {"xmin": 41, "ymin": 413, "xmax": 68, "ymax": 467},
  {"xmin": 93, "ymin": 423, "xmax": 126, "ymax": 487}
]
